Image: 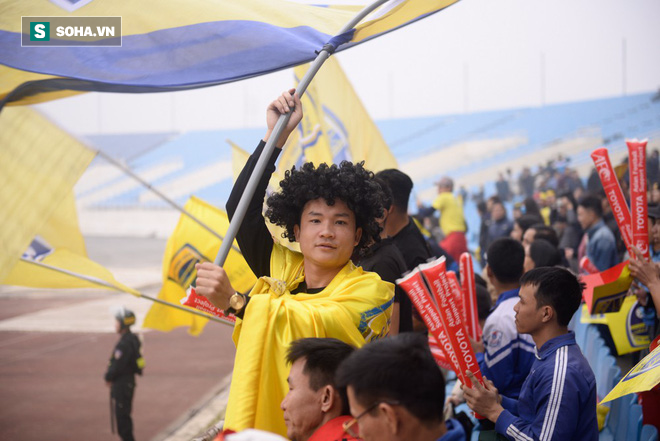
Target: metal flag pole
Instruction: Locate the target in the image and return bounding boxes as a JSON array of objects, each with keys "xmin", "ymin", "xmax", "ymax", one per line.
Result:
[
  {"xmin": 95, "ymin": 149, "xmax": 242, "ymax": 255},
  {"xmin": 213, "ymin": 0, "xmax": 390, "ymax": 266},
  {"xmin": 20, "ymin": 257, "xmax": 233, "ymax": 326}
]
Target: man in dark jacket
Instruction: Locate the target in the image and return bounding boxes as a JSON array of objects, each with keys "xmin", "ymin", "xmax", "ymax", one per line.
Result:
[{"xmin": 105, "ymin": 308, "xmax": 143, "ymax": 441}]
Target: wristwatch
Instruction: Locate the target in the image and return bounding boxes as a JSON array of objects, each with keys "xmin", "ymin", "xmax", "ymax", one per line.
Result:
[{"xmin": 226, "ymin": 292, "xmax": 248, "ymax": 315}]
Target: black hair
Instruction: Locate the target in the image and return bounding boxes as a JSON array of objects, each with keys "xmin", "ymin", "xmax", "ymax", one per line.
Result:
[
  {"xmin": 336, "ymin": 333, "xmax": 445, "ymax": 424},
  {"xmin": 476, "ymin": 284, "xmax": 492, "ymax": 322},
  {"xmin": 375, "ymin": 169, "xmax": 413, "ymax": 212},
  {"xmin": 488, "ymin": 195, "xmax": 502, "ymax": 205},
  {"xmin": 266, "ymin": 161, "xmax": 384, "ymax": 252},
  {"xmin": 515, "ymin": 214, "xmax": 544, "ymax": 236},
  {"xmin": 528, "ymin": 223, "xmax": 559, "ymax": 248},
  {"xmin": 578, "ymin": 194, "xmax": 604, "ymax": 218},
  {"xmin": 559, "ymin": 191, "xmax": 578, "ymax": 210},
  {"xmin": 487, "ymin": 238, "xmax": 525, "ymax": 284},
  {"xmin": 287, "ymin": 338, "xmax": 356, "ymax": 415},
  {"xmin": 519, "ymin": 267, "xmax": 585, "ymax": 327},
  {"xmin": 477, "ymin": 201, "xmax": 488, "ymax": 216},
  {"xmin": 373, "ymin": 177, "xmax": 393, "ymax": 211},
  {"xmin": 528, "ymin": 239, "xmax": 562, "ymax": 269},
  {"xmin": 523, "ymin": 197, "xmax": 542, "ymax": 218}
]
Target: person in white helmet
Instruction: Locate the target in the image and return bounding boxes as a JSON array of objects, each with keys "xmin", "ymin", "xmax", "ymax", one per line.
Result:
[{"xmin": 105, "ymin": 308, "xmax": 144, "ymax": 441}]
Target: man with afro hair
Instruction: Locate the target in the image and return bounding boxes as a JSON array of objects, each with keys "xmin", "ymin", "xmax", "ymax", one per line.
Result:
[{"xmin": 194, "ymin": 89, "xmax": 394, "ymax": 437}]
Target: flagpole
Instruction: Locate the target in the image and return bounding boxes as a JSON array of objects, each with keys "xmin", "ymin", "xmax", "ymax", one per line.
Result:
[
  {"xmin": 20, "ymin": 258, "xmax": 233, "ymax": 326},
  {"xmin": 213, "ymin": 0, "xmax": 390, "ymax": 266},
  {"xmin": 95, "ymin": 149, "xmax": 243, "ymax": 255}
]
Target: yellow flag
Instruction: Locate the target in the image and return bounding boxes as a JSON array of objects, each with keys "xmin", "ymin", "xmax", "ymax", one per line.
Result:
[
  {"xmin": 0, "ymin": 106, "xmax": 95, "ymax": 282},
  {"xmin": 581, "ymin": 296, "xmax": 650, "ymax": 355},
  {"xmin": 229, "ymin": 139, "xmax": 285, "ymax": 187},
  {"xmin": 225, "ymin": 244, "xmax": 393, "ymax": 435},
  {"xmin": 3, "ymin": 191, "xmax": 138, "ymax": 294},
  {"xmin": 143, "ymin": 196, "xmax": 257, "ymax": 336},
  {"xmin": 292, "ymin": 57, "xmax": 398, "ymax": 172},
  {"xmin": 228, "ymin": 140, "xmax": 300, "ymax": 253},
  {"xmin": 601, "ymin": 344, "xmax": 660, "ymax": 403}
]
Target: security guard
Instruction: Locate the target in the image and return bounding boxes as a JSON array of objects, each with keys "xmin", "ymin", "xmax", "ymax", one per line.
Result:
[{"xmin": 105, "ymin": 308, "xmax": 144, "ymax": 441}]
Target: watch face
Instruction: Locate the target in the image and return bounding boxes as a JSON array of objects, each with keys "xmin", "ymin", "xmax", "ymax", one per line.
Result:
[{"xmin": 230, "ymin": 293, "xmax": 246, "ymax": 310}]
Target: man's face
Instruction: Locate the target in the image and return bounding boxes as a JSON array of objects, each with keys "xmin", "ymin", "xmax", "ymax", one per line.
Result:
[
  {"xmin": 281, "ymin": 358, "xmax": 325, "ymax": 441},
  {"xmin": 650, "ymin": 217, "xmax": 660, "ymax": 249},
  {"xmin": 491, "ymin": 203, "xmax": 505, "ymax": 221},
  {"xmin": 577, "ymin": 206, "xmax": 597, "ymax": 231},
  {"xmin": 294, "ymin": 198, "xmax": 362, "ymax": 271},
  {"xmin": 346, "ymin": 386, "xmax": 395, "ymax": 441},
  {"xmin": 513, "ymin": 284, "xmax": 546, "ymax": 335},
  {"xmin": 522, "ymin": 228, "xmax": 536, "ymax": 249}
]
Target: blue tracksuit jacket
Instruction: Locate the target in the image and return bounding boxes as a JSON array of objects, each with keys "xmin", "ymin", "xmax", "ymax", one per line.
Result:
[
  {"xmin": 478, "ymin": 289, "xmax": 536, "ymax": 399},
  {"xmin": 495, "ymin": 332, "xmax": 598, "ymax": 441}
]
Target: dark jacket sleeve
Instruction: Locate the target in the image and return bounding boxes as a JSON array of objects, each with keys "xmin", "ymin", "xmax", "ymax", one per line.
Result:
[
  {"xmin": 104, "ymin": 339, "xmax": 132, "ymax": 382},
  {"xmin": 226, "ymin": 140, "xmax": 282, "ymax": 278}
]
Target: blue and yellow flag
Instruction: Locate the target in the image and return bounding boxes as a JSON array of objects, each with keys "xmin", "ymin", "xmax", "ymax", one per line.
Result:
[
  {"xmin": 143, "ymin": 196, "xmax": 257, "ymax": 336},
  {"xmin": 581, "ymin": 296, "xmax": 650, "ymax": 355},
  {"xmin": 1, "ymin": 0, "xmax": 459, "ymax": 106},
  {"xmin": 601, "ymin": 344, "xmax": 660, "ymax": 403}
]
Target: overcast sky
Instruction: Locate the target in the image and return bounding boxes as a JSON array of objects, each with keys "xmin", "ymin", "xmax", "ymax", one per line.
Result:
[{"xmin": 36, "ymin": 0, "xmax": 660, "ymax": 136}]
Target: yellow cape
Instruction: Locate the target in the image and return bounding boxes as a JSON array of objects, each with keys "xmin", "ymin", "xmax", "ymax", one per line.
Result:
[{"xmin": 224, "ymin": 243, "xmax": 394, "ymax": 435}]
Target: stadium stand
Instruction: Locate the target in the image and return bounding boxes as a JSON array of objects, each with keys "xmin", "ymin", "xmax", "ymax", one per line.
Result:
[{"xmin": 76, "ymin": 92, "xmax": 660, "ymax": 213}]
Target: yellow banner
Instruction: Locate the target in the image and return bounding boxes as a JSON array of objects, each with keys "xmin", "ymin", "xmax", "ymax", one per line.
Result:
[
  {"xmin": 0, "ymin": 107, "xmax": 95, "ymax": 282},
  {"xmin": 601, "ymin": 344, "xmax": 660, "ymax": 403},
  {"xmin": 581, "ymin": 296, "xmax": 650, "ymax": 355},
  {"xmin": 143, "ymin": 196, "xmax": 256, "ymax": 336},
  {"xmin": 292, "ymin": 57, "xmax": 398, "ymax": 172},
  {"xmin": 3, "ymin": 191, "xmax": 137, "ymax": 295}
]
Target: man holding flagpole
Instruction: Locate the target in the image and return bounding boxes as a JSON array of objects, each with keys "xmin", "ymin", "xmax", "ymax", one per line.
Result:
[{"xmin": 194, "ymin": 89, "xmax": 394, "ymax": 436}]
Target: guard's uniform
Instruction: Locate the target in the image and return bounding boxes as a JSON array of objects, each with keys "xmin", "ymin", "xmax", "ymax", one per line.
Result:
[{"xmin": 105, "ymin": 331, "xmax": 142, "ymax": 441}]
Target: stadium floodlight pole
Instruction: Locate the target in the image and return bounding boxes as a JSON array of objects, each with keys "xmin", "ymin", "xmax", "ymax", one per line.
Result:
[
  {"xmin": 95, "ymin": 149, "xmax": 242, "ymax": 255},
  {"xmin": 20, "ymin": 257, "xmax": 232, "ymax": 325},
  {"xmin": 213, "ymin": 0, "xmax": 390, "ymax": 266}
]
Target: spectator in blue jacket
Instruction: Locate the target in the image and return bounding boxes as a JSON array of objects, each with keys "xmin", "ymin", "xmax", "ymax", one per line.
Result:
[
  {"xmin": 464, "ymin": 266, "xmax": 598, "ymax": 441},
  {"xmin": 478, "ymin": 238, "xmax": 536, "ymax": 400},
  {"xmin": 577, "ymin": 194, "xmax": 618, "ymax": 272}
]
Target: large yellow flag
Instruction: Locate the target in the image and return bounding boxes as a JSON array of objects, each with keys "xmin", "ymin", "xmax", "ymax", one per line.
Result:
[
  {"xmin": 292, "ymin": 57, "xmax": 398, "ymax": 172},
  {"xmin": 0, "ymin": 106, "xmax": 95, "ymax": 282},
  {"xmin": 143, "ymin": 196, "xmax": 257, "ymax": 336},
  {"xmin": 3, "ymin": 191, "xmax": 138, "ymax": 294},
  {"xmin": 601, "ymin": 344, "xmax": 660, "ymax": 403}
]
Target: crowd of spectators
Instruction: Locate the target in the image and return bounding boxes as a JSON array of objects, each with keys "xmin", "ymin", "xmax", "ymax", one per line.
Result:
[{"xmin": 196, "ymin": 91, "xmax": 659, "ymax": 441}]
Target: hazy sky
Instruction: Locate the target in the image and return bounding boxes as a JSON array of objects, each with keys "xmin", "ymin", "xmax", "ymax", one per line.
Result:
[{"xmin": 36, "ymin": 0, "xmax": 660, "ymax": 136}]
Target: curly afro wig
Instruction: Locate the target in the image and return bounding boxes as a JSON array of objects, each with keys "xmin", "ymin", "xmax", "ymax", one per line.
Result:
[{"xmin": 265, "ymin": 161, "xmax": 385, "ymax": 253}]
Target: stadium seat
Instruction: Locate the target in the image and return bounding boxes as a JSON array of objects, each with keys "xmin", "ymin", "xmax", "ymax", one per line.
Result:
[
  {"xmin": 587, "ymin": 336, "xmax": 605, "ymax": 363},
  {"xmin": 612, "ymin": 395, "xmax": 638, "ymax": 441},
  {"xmin": 584, "ymin": 326, "xmax": 599, "ymax": 361},
  {"xmin": 641, "ymin": 424, "xmax": 659, "ymax": 441},
  {"xmin": 626, "ymin": 404, "xmax": 643, "ymax": 441}
]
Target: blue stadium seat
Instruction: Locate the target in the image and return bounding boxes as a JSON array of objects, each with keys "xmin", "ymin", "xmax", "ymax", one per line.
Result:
[
  {"xmin": 627, "ymin": 404, "xmax": 643, "ymax": 441},
  {"xmin": 641, "ymin": 424, "xmax": 659, "ymax": 441},
  {"xmin": 612, "ymin": 395, "xmax": 638, "ymax": 441},
  {"xmin": 587, "ymin": 336, "xmax": 605, "ymax": 363},
  {"xmin": 584, "ymin": 326, "xmax": 599, "ymax": 361}
]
